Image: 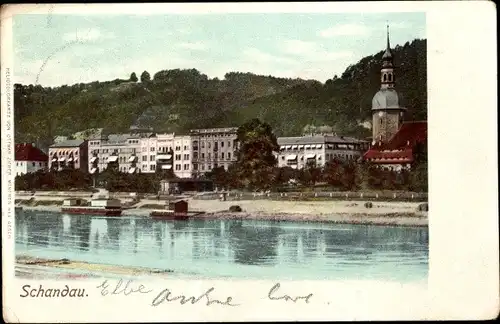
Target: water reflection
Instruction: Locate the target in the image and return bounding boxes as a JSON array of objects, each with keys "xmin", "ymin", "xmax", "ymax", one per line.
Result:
[{"xmin": 15, "ymin": 211, "xmax": 428, "ymax": 281}]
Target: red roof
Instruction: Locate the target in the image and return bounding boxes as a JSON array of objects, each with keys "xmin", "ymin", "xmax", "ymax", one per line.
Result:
[
  {"xmin": 363, "ymin": 121, "xmax": 427, "ymax": 164},
  {"xmin": 15, "ymin": 143, "xmax": 48, "ymax": 162}
]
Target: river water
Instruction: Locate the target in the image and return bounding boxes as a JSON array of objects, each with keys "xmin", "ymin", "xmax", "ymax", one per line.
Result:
[{"xmin": 15, "ymin": 210, "xmax": 428, "ymax": 281}]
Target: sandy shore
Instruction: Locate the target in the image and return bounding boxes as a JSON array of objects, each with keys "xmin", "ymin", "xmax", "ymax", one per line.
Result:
[
  {"xmin": 17, "ymin": 198, "xmax": 427, "ymax": 227},
  {"xmin": 15, "ymin": 256, "xmax": 174, "ymax": 279}
]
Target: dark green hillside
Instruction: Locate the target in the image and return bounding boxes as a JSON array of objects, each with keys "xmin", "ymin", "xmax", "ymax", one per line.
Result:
[{"xmin": 14, "ymin": 39, "xmax": 426, "ymax": 145}]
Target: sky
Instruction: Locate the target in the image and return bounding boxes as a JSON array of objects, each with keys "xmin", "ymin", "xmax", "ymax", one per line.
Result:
[{"xmin": 13, "ymin": 12, "xmax": 425, "ymax": 87}]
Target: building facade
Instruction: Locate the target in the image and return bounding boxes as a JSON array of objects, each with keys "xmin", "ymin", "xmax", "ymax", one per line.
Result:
[
  {"xmin": 173, "ymin": 135, "xmax": 192, "ymax": 178},
  {"xmin": 277, "ymin": 135, "xmax": 369, "ymax": 169},
  {"xmin": 190, "ymin": 127, "xmax": 239, "ymax": 177},
  {"xmin": 15, "ymin": 143, "xmax": 49, "ymax": 176},
  {"xmin": 48, "ymin": 140, "xmax": 89, "ymax": 172},
  {"xmin": 88, "ymin": 133, "xmax": 144, "ymax": 175}
]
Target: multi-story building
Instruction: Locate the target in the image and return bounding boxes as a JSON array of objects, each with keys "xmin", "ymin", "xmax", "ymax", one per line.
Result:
[
  {"xmin": 15, "ymin": 143, "xmax": 48, "ymax": 176},
  {"xmin": 48, "ymin": 139, "xmax": 88, "ymax": 172},
  {"xmin": 173, "ymin": 135, "xmax": 192, "ymax": 178},
  {"xmin": 276, "ymin": 135, "xmax": 369, "ymax": 169},
  {"xmin": 88, "ymin": 133, "xmax": 144, "ymax": 174},
  {"xmin": 190, "ymin": 127, "xmax": 239, "ymax": 176}
]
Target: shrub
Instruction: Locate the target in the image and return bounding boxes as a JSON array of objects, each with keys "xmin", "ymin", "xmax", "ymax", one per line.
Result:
[
  {"xmin": 417, "ymin": 203, "xmax": 429, "ymax": 212},
  {"xmin": 229, "ymin": 205, "xmax": 242, "ymax": 212}
]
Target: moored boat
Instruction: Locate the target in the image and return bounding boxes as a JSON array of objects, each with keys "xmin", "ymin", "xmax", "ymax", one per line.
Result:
[
  {"xmin": 149, "ymin": 199, "xmax": 204, "ymax": 220},
  {"xmin": 61, "ymin": 198, "xmax": 123, "ymax": 216}
]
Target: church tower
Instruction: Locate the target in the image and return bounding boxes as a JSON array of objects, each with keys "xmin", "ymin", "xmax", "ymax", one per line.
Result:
[{"xmin": 371, "ymin": 24, "xmax": 406, "ymax": 142}]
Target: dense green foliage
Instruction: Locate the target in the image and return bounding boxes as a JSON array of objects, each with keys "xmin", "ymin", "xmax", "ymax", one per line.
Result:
[{"xmin": 14, "ymin": 39, "xmax": 426, "ymax": 148}]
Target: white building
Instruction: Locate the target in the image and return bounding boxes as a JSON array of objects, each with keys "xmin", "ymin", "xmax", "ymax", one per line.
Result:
[
  {"xmin": 15, "ymin": 143, "xmax": 48, "ymax": 176},
  {"xmin": 276, "ymin": 135, "xmax": 369, "ymax": 169},
  {"xmin": 173, "ymin": 135, "xmax": 192, "ymax": 178}
]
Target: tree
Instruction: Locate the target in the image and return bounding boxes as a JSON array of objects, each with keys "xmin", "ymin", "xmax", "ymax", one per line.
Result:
[
  {"xmin": 234, "ymin": 118, "xmax": 279, "ymax": 190},
  {"xmin": 130, "ymin": 72, "xmax": 138, "ymax": 83},
  {"xmin": 140, "ymin": 71, "xmax": 151, "ymax": 83},
  {"xmin": 298, "ymin": 160, "xmax": 322, "ymax": 187}
]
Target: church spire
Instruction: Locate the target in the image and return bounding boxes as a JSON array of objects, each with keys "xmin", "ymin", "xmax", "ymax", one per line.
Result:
[
  {"xmin": 380, "ymin": 23, "xmax": 394, "ymax": 89},
  {"xmin": 382, "ymin": 23, "xmax": 393, "ymax": 61}
]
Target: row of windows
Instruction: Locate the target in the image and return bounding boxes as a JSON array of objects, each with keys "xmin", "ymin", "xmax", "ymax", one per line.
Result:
[
  {"xmin": 195, "ymin": 152, "xmax": 232, "ymax": 160},
  {"xmin": 50, "ymin": 150, "xmax": 79, "ymax": 156},
  {"xmin": 174, "ymin": 164, "xmax": 190, "ymax": 171},
  {"xmin": 16, "ymin": 162, "xmax": 46, "ymax": 167},
  {"xmin": 194, "ymin": 141, "xmax": 234, "ymax": 149}
]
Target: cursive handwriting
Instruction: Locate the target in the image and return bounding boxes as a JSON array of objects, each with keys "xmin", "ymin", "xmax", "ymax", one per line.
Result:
[
  {"xmin": 267, "ymin": 283, "xmax": 313, "ymax": 303},
  {"xmin": 97, "ymin": 279, "xmax": 152, "ymax": 296},
  {"xmin": 151, "ymin": 287, "xmax": 239, "ymax": 307}
]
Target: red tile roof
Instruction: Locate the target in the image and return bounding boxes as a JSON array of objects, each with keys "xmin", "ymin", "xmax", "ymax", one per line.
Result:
[
  {"xmin": 363, "ymin": 121, "xmax": 427, "ymax": 164},
  {"xmin": 384, "ymin": 121, "xmax": 427, "ymax": 150},
  {"xmin": 15, "ymin": 143, "xmax": 48, "ymax": 162}
]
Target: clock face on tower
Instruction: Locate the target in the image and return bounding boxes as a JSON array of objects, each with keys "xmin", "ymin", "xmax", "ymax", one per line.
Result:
[{"xmin": 378, "ymin": 111, "xmax": 384, "ymax": 117}]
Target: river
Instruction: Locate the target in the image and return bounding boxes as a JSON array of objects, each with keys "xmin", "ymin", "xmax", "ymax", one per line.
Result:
[{"xmin": 15, "ymin": 210, "xmax": 428, "ymax": 281}]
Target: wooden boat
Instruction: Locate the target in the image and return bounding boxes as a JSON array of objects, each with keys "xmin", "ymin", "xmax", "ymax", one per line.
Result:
[
  {"xmin": 61, "ymin": 206, "xmax": 122, "ymax": 216},
  {"xmin": 150, "ymin": 210, "xmax": 190, "ymax": 220},
  {"xmin": 61, "ymin": 198, "xmax": 122, "ymax": 216},
  {"xmin": 150, "ymin": 210, "xmax": 205, "ymax": 220}
]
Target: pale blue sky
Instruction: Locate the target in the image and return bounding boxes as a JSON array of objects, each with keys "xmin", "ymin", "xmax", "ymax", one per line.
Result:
[{"xmin": 13, "ymin": 12, "xmax": 425, "ymax": 86}]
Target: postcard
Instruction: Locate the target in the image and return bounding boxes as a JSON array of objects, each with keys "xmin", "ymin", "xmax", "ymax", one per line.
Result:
[{"xmin": 1, "ymin": 2, "xmax": 498, "ymax": 322}]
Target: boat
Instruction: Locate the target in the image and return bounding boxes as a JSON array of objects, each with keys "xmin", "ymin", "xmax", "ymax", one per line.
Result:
[
  {"xmin": 149, "ymin": 199, "xmax": 204, "ymax": 220},
  {"xmin": 150, "ymin": 210, "xmax": 190, "ymax": 220},
  {"xmin": 61, "ymin": 198, "xmax": 123, "ymax": 216}
]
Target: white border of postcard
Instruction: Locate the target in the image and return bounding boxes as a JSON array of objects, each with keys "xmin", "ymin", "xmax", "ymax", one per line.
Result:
[{"xmin": 2, "ymin": 2, "xmax": 498, "ymax": 322}]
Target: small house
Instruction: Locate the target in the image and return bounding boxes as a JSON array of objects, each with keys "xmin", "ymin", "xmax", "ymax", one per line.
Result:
[{"xmin": 168, "ymin": 199, "xmax": 188, "ymax": 214}]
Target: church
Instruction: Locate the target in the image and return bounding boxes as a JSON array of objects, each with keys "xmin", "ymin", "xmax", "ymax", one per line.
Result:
[{"xmin": 363, "ymin": 26, "xmax": 427, "ymax": 170}]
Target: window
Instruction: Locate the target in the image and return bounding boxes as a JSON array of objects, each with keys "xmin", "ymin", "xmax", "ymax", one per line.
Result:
[
  {"xmin": 208, "ymin": 153, "xmax": 211, "ymax": 159},
  {"xmin": 184, "ymin": 164, "xmax": 189, "ymax": 170},
  {"xmin": 32, "ymin": 162, "xmax": 35, "ymax": 167},
  {"xmin": 221, "ymin": 152, "xmax": 225, "ymax": 159},
  {"xmin": 184, "ymin": 154, "xmax": 189, "ymax": 160},
  {"xmin": 150, "ymin": 165, "xmax": 156, "ymax": 171},
  {"xmin": 75, "ymin": 151, "xmax": 78, "ymax": 156},
  {"xmin": 201, "ymin": 164, "xmax": 205, "ymax": 171},
  {"xmin": 142, "ymin": 164, "xmax": 147, "ymax": 170},
  {"xmin": 208, "ymin": 142, "xmax": 211, "ymax": 149},
  {"xmin": 142, "ymin": 156, "xmax": 147, "ymax": 162},
  {"xmin": 184, "ymin": 145, "xmax": 188, "ymax": 150},
  {"xmin": 201, "ymin": 142, "xmax": 205, "ymax": 148},
  {"xmin": 193, "ymin": 152, "xmax": 198, "ymax": 159},
  {"xmin": 228, "ymin": 141, "xmax": 231, "ymax": 147},
  {"xmin": 150, "ymin": 155, "xmax": 155, "ymax": 161},
  {"xmin": 201, "ymin": 153, "xmax": 205, "ymax": 159},
  {"xmin": 175, "ymin": 164, "xmax": 181, "ymax": 171},
  {"xmin": 208, "ymin": 164, "xmax": 212, "ymax": 170},
  {"xmin": 142, "ymin": 147, "xmax": 147, "ymax": 152},
  {"xmin": 221, "ymin": 142, "xmax": 224, "ymax": 148},
  {"xmin": 39, "ymin": 162, "xmax": 42, "ymax": 167},
  {"xmin": 193, "ymin": 164, "xmax": 198, "ymax": 170},
  {"xmin": 150, "ymin": 147, "xmax": 155, "ymax": 152}
]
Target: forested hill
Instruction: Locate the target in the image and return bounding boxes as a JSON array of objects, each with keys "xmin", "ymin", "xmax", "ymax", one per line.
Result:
[{"xmin": 14, "ymin": 38, "xmax": 426, "ymax": 147}]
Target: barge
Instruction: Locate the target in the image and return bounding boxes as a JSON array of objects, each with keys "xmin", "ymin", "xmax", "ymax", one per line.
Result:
[
  {"xmin": 61, "ymin": 198, "xmax": 123, "ymax": 216},
  {"xmin": 149, "ymin": 199, "xmax": 204, "ymax": 220}
]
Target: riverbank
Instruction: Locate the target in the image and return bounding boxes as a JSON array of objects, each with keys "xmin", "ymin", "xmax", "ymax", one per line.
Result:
[
  {"xmin": 15, "ymin": 255, "xmax": 174, "ymax": 279},
  {"xmin": 17, "ymin": 198, "xmax": 427, "ymax": 227}
]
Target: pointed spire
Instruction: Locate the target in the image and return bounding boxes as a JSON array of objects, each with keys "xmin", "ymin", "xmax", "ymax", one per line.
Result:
[
  {"xmin": 382, "ymin": 22, "xmax": 393, "ymax": 60},
  {"xmin": 386, "ymin": 23, "xmax": 391, "ymax": 50}
]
